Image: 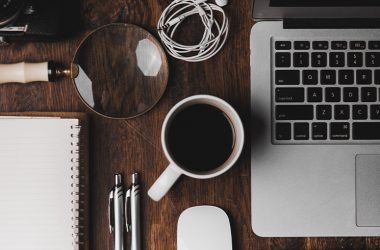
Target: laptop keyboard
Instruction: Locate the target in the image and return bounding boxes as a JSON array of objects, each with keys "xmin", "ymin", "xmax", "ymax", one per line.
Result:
[{"xmin": 273, "ymin": 39, "xmax": 380, "ymax": 143}]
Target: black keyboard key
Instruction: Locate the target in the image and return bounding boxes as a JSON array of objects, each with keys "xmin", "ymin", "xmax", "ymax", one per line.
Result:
[
  {"xmin": 316, "ymin": 105, "xmax": 332, "ymax": 120},
  {"xmin": 335, "ymin": 105, "xmax": 350, "ymax": 120},
  {"xmin": 276, "ymin": 105, "xmax": 314, "ymax": 120},
  {"xmin": 361, "ymin": 87, "xmax": 377, "ymax": 102},
  {"xmin": 294, "ymin": 41, "xmax": 310, "ymax": 50},
  {"xmin": 294, "ymin": 123, "xmax": 309, "ymax": 140},
  {"xmin": 347, "ymin": 52, "xmax": 363, "ymax": 67},
  {"xmin": 369, "ymin": 41, "xmax": 380, "ymax": 50},
  {"xmin": 313, "ymin": 41, "xmax": 328, "ymax": 50},
  {"xmin": 370, "ymin": 105, "xmax": 380, "ymax": 119},
  {"xmin": 312, "ymin": 52, "xmax": 327, "ymax": 67},
  {"xmin": 366, "ymin": 52, "xmax": 380, "ymax": 67},
  {"xmin": 325, "ymin": 87, "xmax": 341, "ymax": 102},
  {"xmin": 276, "ymin": 123, "xmax": 291, "ymax": 140},
  {"xmin": 350, "ymin": 41, "xmax": 366, "ymax": 50},
  {"xmin": 331, "ymin": 41, "xmax": 347, "ymax": 50},
  {"xmin": 353, "ymin": 105, "xmax": 368, "ymax": 120},
  {"xmin": 375, "ymin": 70, "xmax": 380, "ymax": 84},
  {"xmin": 343, "ymin": 87, "xmax": 359, "ymax": 102},
  {"xmin": 353, "ymin": 122, "xmax": 380, "ymax": 140},
  {"xmin": 275, "ymin": 88, "xmax": 304, "ymax": 102},
  {"xmin": 330, "ymin": 123, "xmax": 350, "ymax": 140},
  {"xmin": 339, "ymin": 70, "xmax": 354, "ymax": 85},
  {"xmin": 303, "ymin": 70, "xmax": 318, "ymax": 85},
  {"xmin": 275, "ymin": 41, "xmax": 291, "ymax": 50},
  {"xmin": 275, "ymin": 52, "xmax": 291, "ymax": 67},
  {"xmin": 312, "ymin": 123, "xmax": 327, "ymax": 140},
  {"xmin": 330, "ymin": 52, "xmax": 345, "ymax": 67},
  {"xmin": 356, "ymin": 70, "xmax": 372, "ymax": 84},
  {"xmin": 275, "ymin": 70, "xmax": 300, "ymax": 85},
  {"xmin": 321, "ymin": 70, "xmax": 336, "ymax": 85},
  {"xmin": 293, "ymin": 52, "xmax": 309, "ymax": 67},
  {"xmin": 307, "ymin": 87, "xmax": 322, "ymax": 102}
]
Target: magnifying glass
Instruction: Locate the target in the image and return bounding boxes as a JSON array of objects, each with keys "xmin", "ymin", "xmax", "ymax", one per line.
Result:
[{"xmin": 0, "ymin": 23, "xmax": 169, "ymax": 119}]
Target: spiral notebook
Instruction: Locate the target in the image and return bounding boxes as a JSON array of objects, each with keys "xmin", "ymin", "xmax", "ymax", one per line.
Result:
[{"xmin": 0, "ymin": 113, "xmax": 89, "ymax": 250}]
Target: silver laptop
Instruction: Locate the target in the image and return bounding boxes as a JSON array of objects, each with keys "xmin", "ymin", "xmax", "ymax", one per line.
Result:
[{"xmin": 250, "ymin": 0, "xmax": 380, "ymax": 236}]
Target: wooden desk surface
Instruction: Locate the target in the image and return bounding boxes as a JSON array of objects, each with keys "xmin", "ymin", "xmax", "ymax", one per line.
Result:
[{"xmin": 1, "ymin": 0, "xmax": 380, "ymax": 249}]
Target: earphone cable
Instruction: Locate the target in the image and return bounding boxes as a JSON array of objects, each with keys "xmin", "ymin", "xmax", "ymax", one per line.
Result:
[{"xmin": 157, "ymin": 0, "xmax": 229, "ymax": 62}]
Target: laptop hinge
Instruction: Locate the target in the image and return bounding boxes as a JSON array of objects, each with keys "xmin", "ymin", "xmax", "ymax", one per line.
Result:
[{"xmin": 284, "ymin": 19, "xmax": 380, "ymax": 29}]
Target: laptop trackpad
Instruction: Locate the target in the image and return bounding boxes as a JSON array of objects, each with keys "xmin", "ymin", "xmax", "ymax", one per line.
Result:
[{"xmin": 356, "ymin": 154, "xmax": 380, "ymax": 227}]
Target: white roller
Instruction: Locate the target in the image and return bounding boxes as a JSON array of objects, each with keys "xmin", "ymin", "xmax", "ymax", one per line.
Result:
[{"xmin": 0, "ymin": 62, "xmax": 49, "ymax": 84}]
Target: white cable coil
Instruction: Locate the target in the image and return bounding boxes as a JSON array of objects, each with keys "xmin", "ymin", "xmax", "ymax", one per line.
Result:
[{"xmin": 157, "ymin": 0, "xmax": 229, "ymax": 62}]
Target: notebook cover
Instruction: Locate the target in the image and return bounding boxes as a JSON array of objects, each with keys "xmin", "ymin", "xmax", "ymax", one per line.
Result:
[{"xmin": 0, "ymin": 112, "xmax": 90, "ymax": 250}]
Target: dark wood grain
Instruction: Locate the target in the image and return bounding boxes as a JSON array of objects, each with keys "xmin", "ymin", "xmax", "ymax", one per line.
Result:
[{"xmin": 1, "ymin": 0, "xmax": 380, "ymax": 249}]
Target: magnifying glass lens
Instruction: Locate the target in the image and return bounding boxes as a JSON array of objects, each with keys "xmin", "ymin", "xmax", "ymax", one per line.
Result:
[{"xmin": 73, "ymin": 23, "xmax": 168, "ymax": 119}]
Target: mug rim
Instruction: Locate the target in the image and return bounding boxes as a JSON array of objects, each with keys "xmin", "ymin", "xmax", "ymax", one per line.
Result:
[{"xmin": 161, "ymin": 94, "xmax": 245, "ymax": 179}]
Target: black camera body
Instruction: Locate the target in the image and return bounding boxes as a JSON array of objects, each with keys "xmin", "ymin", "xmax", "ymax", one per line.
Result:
[{"xmin": 0, "ymin": 0, "xmax": 80, "ymax": 44}]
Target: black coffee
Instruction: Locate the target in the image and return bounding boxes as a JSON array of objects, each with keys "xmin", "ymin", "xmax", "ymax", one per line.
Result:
[{"xmin": 166, "ymin": 104, "xmax": 235, "ymax": 172}]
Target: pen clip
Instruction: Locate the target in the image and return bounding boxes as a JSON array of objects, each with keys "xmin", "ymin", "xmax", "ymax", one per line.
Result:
[
  {"xmin": 125, "ymin": 188, "xmax": 131, "ymax": 232},
  {"xmin": 108, "ymin": 189, "xmax": 115, "ymax": 234}
]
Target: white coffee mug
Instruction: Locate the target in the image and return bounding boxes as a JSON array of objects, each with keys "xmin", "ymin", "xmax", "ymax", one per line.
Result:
[{"xmin": 148, "ymin": 95, "xmax": 244, "ymax": 201}]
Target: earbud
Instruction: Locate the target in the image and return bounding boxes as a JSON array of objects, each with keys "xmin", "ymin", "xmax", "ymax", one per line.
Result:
[
  {"xmin": 215, "ymin": 0, "xmax": 228, "ymax": 7},
  {"xmin": 157, "ymin": 0, "xmax": 229, "ymax": 62}
]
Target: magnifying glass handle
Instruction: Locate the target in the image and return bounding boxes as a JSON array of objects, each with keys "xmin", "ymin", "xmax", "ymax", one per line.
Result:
[{"xmin": 0, "ymin": 61, "xmax": 70, "ymax": 84}]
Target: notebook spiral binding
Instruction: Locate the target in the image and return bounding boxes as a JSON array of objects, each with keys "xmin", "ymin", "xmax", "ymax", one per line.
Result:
[{"xmin": 70, "ymin": 123, "xmax": 85, "ymax": 250}]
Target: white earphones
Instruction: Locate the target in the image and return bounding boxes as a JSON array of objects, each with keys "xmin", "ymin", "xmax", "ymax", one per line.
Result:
[
  {"xmin": 157, "ymin": 0, "xmax": 229, "ymax": 62},
  {"xmin": 215, "ymin": 0, "xmax": 228, "ymax": 7}
]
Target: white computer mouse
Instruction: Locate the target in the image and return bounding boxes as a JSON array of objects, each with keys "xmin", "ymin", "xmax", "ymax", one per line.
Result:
[{"xmin": 177, "ymin": 206, "xmax": 233, "ymax": 250}]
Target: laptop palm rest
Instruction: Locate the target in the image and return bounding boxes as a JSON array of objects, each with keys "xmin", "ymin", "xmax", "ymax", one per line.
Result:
[{"xmin": 356, "ymin": 154, "xmax": 380, "ymax": 227}]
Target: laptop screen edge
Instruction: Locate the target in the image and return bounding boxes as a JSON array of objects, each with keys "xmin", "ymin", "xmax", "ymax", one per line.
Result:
[{"xmin": 253, "ymin": 0, "xmax": 380, "ymax": 20}]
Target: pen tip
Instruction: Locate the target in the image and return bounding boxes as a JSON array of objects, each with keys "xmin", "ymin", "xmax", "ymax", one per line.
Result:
[
  {"xmin": 115, "ymin": 173, "xmax": 122, "ymax": 184},
  {"xmin": 132, "ymin": 173, "xmax": 139, "ymax": 184}
]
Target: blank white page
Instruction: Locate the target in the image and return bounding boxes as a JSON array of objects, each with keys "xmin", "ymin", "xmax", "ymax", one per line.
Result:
[{"xmin": 0, "ymin": 118, "xmax": 80, "ymax": 250}]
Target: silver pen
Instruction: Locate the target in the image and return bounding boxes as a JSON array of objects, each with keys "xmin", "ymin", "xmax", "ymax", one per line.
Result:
[
  {"xmin": 126, "ymin": 173, "xmax": 141, "ymax": 250},
  {"xmin": 109, "ymin": 174, "xmax": 124, "ymax": 250}
]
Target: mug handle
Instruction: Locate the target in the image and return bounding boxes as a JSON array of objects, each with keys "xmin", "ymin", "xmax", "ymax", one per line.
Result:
[{"xmin": 148, "ymin": 164, "xmax": 182, "ymax": 201}]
